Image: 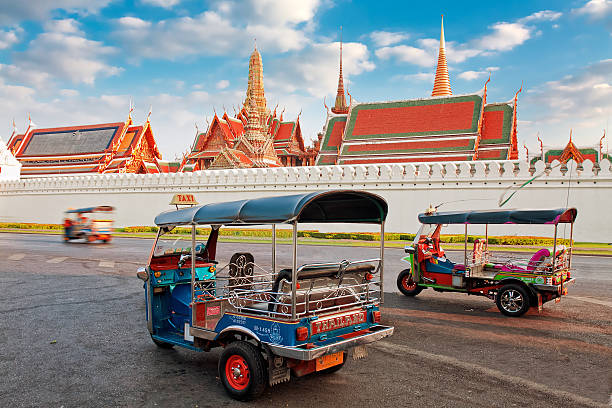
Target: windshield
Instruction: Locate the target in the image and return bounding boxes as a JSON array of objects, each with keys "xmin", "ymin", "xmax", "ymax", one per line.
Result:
[
  {"xmin": 412, "ymin": 224, "xmax": 438, "ymax": 245},
  {"xmin": 153, "ymin": 227, "xmax": 210, "ymax": 258}
]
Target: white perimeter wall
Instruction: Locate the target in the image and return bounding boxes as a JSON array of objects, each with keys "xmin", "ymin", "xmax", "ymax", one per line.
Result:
[{"xmin": 1, "ymin": 159, "xmax": 611, "ymax": 243}]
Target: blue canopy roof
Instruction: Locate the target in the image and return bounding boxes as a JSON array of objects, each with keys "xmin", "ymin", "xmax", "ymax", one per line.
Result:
[
  {"xmin": 154, "ymin": 190, "xmax": 388, "ymax": 226},
  {"xmin": 418, "ymin": 208, "xmax": 577, "ymax": 225},
  {"xmin": 66, "ymin": 206, "xmax": 114, "ymax": 214}
]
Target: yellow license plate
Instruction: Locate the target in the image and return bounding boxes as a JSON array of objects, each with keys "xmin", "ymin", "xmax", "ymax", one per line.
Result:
[{"xmin": 315, "ymin": 352, "xmax": 344, "ymax": 371}]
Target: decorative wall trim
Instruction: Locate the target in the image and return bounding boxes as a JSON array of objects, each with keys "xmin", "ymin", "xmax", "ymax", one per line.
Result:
[{"xmin": 1, "ymin": 159, "xmax": 610, "ymax": 242}]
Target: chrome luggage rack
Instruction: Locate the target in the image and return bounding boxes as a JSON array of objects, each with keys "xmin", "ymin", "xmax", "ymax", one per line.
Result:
[{"xmin": 193, "ymin": 256, "xmax": 382, "ymax": 321}]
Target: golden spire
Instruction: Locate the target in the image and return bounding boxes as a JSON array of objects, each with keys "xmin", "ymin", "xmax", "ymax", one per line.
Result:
[
  {"xmin": 332, "ymin": 27, "xmax": 348, "ymax": 114},
  {"xmin": 431, "ymin": 15, "xmax": 452, "ymax": 97},
  {"xmin": 244, "ymin": 41, "xmax": 269, "ymax": 127}
]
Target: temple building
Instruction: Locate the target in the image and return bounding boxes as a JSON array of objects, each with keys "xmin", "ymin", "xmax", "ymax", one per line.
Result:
[
  {"xmin": 6, "ymin": 112, "xmax": 165, "ymax": 177},
  {"xmin": 529, "ymin": 131, "xmax": 609, "ymax": 165},
  {"xmin": 0, "ymin": 134, "xmax": 21, "ymax": 180},
  {"xmin": 181, "ymin": 45, "xmax": 319, "ymax": 171},
  {"xmin": 316, "ymin": 16, "xmax": 520, "ymax": 165}
]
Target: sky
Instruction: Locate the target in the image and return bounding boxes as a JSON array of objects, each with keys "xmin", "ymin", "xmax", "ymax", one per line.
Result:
[{"xmin": 0, "ymin": 0, "xmax": 610, "ymax": 160}]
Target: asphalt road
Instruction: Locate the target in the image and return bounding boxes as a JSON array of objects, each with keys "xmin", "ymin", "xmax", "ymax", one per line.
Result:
[{"xmin": 0, "ymin": 233, "xmax": 610, "ymax": 407}]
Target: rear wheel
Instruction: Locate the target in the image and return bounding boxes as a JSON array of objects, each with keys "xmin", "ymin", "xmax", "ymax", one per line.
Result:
[
  {"xmin": 496, "ymin": 284, "xmax": 530, "ymax": 317},
  {"xmin": 397, "ymin": 269, "xmax": 423, "ymax": 296},
  {"xmin": 219, "ymin": 341, "xmax": 267, "ymax": 401}
]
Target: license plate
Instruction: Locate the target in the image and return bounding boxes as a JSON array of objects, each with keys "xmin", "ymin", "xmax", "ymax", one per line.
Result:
[
  {"xmin": 311, "ymin": 310, "xmax": 367, "ymax": 335},
  {"xmin": 315, "ymin": 352, "xmax": 344, "ymax": 371}
]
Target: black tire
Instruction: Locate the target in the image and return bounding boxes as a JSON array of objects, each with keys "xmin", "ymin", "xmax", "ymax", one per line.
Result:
[
  {"xmin": 496, "ymin": 284, "xmax": 531, "ymax": 317},
  {"xmin": 219, "ymin": 341, "xmax": 267, "ymax": 401},
  {"xmin": 151, "ymin": 335, "xmax": 174, "ymax": 349},
  {"xmin": 318, "ymin": 351, "xmax": 348, "ymax": 374},
  {"xmin": 397, "ymin": 269, "xmax": 423, "ymax": 296}
]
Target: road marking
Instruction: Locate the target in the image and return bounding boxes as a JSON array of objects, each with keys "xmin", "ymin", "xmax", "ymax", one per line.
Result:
[
  {"xmin": 372, "ymin": 341, "xmax": 607, "ymax": 408},
  {"xmin": 570, "ymin": 296, "xmax": 612, "ymax": 308},
  {"xmin": 98, "ymin": 260, "xmax": 115, "ymax": 268},
  {"xmin": 47, "ymin": 257, "xmax": 68, "ymax": 264},
  {"xmin": 8, "ymin": 253, "xmax": 25, "ymax": 261}
]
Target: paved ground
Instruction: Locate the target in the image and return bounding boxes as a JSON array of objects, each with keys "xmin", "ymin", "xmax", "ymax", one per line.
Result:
[{"xmin": 0, "ymin": 233, "xmax": 610, "ymax": 407}]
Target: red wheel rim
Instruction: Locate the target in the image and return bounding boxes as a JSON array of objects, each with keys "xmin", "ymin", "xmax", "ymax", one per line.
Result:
[
  {"xmin": 402, "ymin": 275, "xmax": 416, "ymax": 291},
  {"xmin": 225, "ymin": 355, "xmax": 250, "ymax": 390}
]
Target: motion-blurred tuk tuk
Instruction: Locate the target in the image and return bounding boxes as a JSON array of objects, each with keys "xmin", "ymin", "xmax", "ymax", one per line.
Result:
[{"xmin": 63, "ymin": 206, "xmax": 114, "ymax": 243}]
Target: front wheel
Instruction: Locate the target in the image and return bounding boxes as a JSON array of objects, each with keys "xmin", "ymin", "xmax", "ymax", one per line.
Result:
[
  {"xmin": 397, "ymin": 269, "xmax": 423, "ymax": 296},
  {"xmin": 496, "ymin": 284, "xmax": 530, "ymax": 317},
  {"xmin": 219, "ymin": 341, "xmax": 267, "ymax": 401}
]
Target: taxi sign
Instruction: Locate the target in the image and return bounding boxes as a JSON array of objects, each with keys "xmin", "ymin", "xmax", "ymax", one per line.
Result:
[{"xmin": 170, "ymin": 194, "xmax": 198, "ymax": 206}]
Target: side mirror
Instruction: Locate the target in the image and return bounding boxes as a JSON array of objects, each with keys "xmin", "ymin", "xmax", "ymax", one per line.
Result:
[
  {"xmin": 136, "ymin": 267, "xmax": 148, "ymax": 281},
  {"xmin": 404, "ymin": 246, "xmax": 416, "ymax": 254}
]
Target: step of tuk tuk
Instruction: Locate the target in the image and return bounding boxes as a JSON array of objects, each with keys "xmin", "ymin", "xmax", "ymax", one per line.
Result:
[{"xmin": 151, "ymin": 332, "xmax": 203, "ymax": 351}]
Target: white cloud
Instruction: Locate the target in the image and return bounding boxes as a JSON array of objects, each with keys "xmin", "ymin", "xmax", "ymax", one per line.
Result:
[
  {"xmin": 573, "ymin": 0, "xmax": 612, "ymax": 18},
  {"xmin": 370, "ymin": 31, "xmax": 410, "ymax": 47},
  {"xmin": 376, "ymin": 45, "xmax": 432, "ymax": 67},
  {"xmin": 475, "ymin": 22, "xmax": 531, "ymax": 52},
  {"xmin": 0, "ymin": 28, "xmax": 20, "ymax": 50},
  {"xmin": 0, "ymin": 64, "xmax": 53, "ymax": 89},
  {"xmin": 518, "ymin": 10, "xmax": 562, "ymax": 23},
  {"xmin": 375, "ymin": 9, "xmax": 561, "ymax": 67},
  {"xmin": 114, "ymin": 13, "xmax": 243, "ymax": 59},
  {"xmin": 522, "ymin": 59, "xmax": 612, "ymax": 144},
  {"xmin": 458, "ymin": 70, "xmax": 488, "ymax": 81},
  {"xmin": 59, "ymin": 89, "xmax": 79, "ymax": 97},
  {"xmin": 216, "ymin": 79, "xmax": 230, "ymax": 89},
  {"xmin": 114, "ymin": 0, "xmax": 325, "ymax": 59},
  {"xmin": 117, "ymin": 16, "xmax": 152, "ymax": 29},
  {"xmin": 43, "ymin": 19, "xmax": 83, "ymax": 34},
  {"xmin": 457, "ymin": 67, "xmax": 498, "ymax": 81},
  {"xmin": 246, "ymin": 23, "xmax": 309, "ymax": 53},
  {"xmin": 140, "ymin": 0, "xmax": 181, "ymax": 8},
  {"xmin": 241, "ymin": 0, "xmax": 321, "ymax": 25},
  {"xmin": 0, "ymin": 0, "xmax": 112, "ymax": 25},
  {"xmin": 0, "ymin": 19, "xmax": 121, "ymax": 90},
  {"xmin": 267, "ymin": 41, "xmax": 375, "ymax": 98}
]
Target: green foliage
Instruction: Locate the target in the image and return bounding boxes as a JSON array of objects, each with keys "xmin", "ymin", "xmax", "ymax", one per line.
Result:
[
  {"xmin": 0, "ymin": 223, "xmax": 569, "ymax": 246},
  {"xmin": 0, "ymin": 223, "xmax": 62, "ymax": 230}
]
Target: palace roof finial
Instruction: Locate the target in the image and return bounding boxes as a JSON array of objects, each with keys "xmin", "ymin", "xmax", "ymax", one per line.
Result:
[
  {"xmin": 332, "ymin": 26, "xmax": 349, "ymax": 114},
  {"xmin": 431, "ymin": 15, "xmax": 452, "ymax": 97},
  {"xmin": 559, "ymin": 129, "xmax": 584, "ymax": 164}
]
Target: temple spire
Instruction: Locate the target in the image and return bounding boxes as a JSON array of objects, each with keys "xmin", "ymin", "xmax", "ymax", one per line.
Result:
[
  {"xmin": 244, "ymin": 41, "xmax": 269, "ymax": 127},
  {"xmin": 431, "ymin": 15, "xmax": 452, "ymax": 97},
  {"xmin": 332, "ymin": 27, "xmax": 348, "ymax": 114}
]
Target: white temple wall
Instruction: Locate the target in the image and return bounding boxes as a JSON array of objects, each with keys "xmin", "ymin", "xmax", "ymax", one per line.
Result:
[{"xmin": 0, "ymin": 159, "xmax": 611, "ymax": 243}]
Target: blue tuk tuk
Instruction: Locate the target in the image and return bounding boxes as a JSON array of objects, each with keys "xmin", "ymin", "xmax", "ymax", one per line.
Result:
[{"xmin": 137, "ymin": 190, "xmax": 394, "ymax": 400}]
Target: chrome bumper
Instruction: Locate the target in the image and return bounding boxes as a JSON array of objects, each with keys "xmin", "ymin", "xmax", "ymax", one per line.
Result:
[
  {"xmin": 532, "ymin": 278, "xmax": 576, "ymax": 292},
  {"xmin": 264, "ymin": 325, "xmax": 394, "ymax": 361}
]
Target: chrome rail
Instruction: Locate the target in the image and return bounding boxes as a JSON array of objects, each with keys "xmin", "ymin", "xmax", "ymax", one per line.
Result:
[{"xmin": 192, "ymin": 258, "xmax": 382, "ymax": 321}]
